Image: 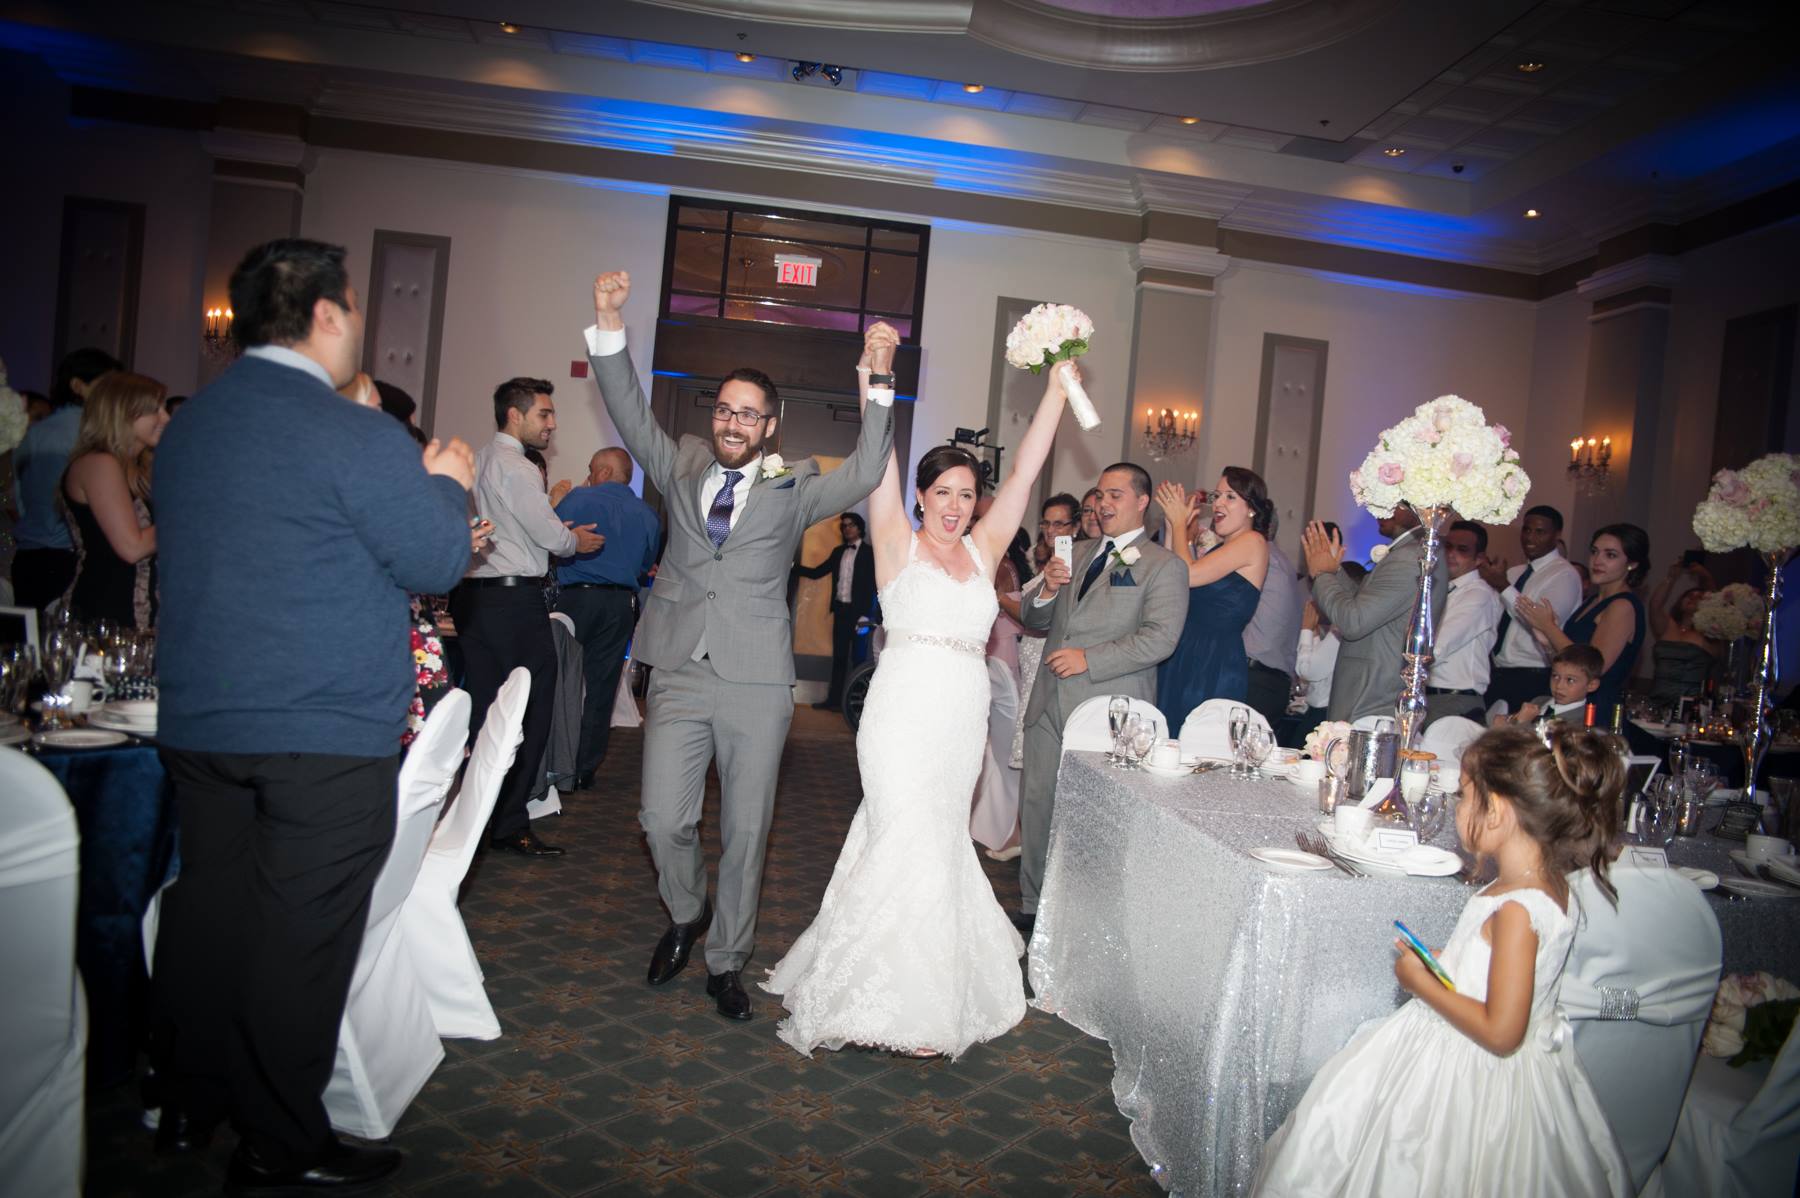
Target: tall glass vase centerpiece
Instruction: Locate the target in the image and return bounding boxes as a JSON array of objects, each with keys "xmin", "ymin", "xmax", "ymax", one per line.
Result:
[
  {"xmin": 1693, "ymin": 453, "xmax": 1800, "ymax": 804},
  {"xmin": 1350, "ymin": 396, "xmax": 1532, "ymax": 750}
]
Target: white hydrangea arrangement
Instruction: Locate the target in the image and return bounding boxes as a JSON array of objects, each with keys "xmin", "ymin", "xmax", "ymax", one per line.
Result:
[
  {"xmin": 1692, "ymin": 583, "xmax": 1766, "ymax": 643},
  {"xmin": 1692, "ymin": 453, "xmax": 1800, "ymax": 555},
  {"xmin": 0, "ymin": 358, "xmax": 27, "ymax": 456},
  {"xmin": 1348, "ymin": 395, "xmax": 1530, "ymax": 524},
  {"xmin": 1004, "ymin": 302, "xmax": 1100, "ymax": 431}
]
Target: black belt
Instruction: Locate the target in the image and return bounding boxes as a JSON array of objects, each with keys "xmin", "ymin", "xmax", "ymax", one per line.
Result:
[
  {"xmin": 1247, "ymin": 660, "xmax": 1289, "ymax": 675},
  {"xmin": 461, "ymin": 575, "xmax": 540, "ymax": 589},
  {"xmin": 1426, "ymin": 687, "xmax": 1479, "ymax": 696},
  {"xmin": 561, "ymin": 582, "xmax": 635, "ymax": 592}
]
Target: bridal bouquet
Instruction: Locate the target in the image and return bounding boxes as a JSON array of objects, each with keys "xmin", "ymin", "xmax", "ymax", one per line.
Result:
[
  {"xmin": 1005, "ymin": 302, "xmax": 1100, "ymax": 431},
  {"xmin": 1692, "ymin": 583, "xmax": 1765, "ymax": 643},
  {"xmin": 1692, "ymin": 453, "xmax": 1800, "ymax": 554},
  {"xmin": 1348, "ymin": 395, "xmax": 1530, "ymax": 524}
]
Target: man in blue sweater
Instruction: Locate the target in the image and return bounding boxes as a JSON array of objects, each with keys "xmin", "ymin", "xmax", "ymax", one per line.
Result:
[{"xmin": 151, "ymin": 239, "xmax": 475, "ymax": 1193}]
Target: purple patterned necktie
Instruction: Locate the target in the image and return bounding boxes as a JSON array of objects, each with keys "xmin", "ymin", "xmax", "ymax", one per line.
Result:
[{"xmin": 707, "ymin": 470, "xmax": 743, "ymax": 549}]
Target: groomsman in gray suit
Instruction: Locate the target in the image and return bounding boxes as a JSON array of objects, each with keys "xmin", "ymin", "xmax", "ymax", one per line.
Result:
[
  {"xmin": 1302, "ymin": 508, "xmax": 1448, "ymax": 722},
  {"xmin": 584, "ymin": 270, "xmax": 895, "ymax": 1021},
  {"xmin": 1016, "ymin": 463, "xmax": 1188, "ymax": 933}
]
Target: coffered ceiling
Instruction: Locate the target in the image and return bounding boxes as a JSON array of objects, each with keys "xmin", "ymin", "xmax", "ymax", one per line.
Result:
[{"xmin": 5, "ymin": 0, "xmax": 1797, "ymax": 274}]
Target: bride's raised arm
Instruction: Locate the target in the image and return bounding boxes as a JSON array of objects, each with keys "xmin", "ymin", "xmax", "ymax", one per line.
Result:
[
  {"xmin": 860, "ymin": 322, "xmax": 912, "ymax": 585},
  {"xmin": 971, "ymin": 362, "xmax": 1072, "ymax": 576}
]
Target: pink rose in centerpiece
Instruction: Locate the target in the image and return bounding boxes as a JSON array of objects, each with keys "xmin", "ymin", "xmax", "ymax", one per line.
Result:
[
  {"xmin": 1450, "ymin": 452, "xmax": 1474, "ymax": 479},
  {"xmin": 1502, "ymin": 474, "xmax": 1522, "ymax": 497},
  {"xmin": 1494, "ymin": 424, "xmax": 1512, "ymax": 447},
  {"xmin": 1714, "ymin": 469, "xmax": 1752, "ymax": 506},
  {"xmin": 1415, "ymin": 425, "xmax": 1442, "ymax": 445},
  {"xmin": 1377, "ymin": 462, "xmax": 1405, "ymax": 486}
]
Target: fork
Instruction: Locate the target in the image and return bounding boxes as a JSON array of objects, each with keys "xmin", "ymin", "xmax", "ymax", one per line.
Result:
[{"xmin": 1297, "ymin": 831, "xmax": 1359, "ymax": 878}]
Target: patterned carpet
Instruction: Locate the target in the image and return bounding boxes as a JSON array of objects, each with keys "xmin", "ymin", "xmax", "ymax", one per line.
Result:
[{"xmin": 87, "ymin": 707, "xmax": 1162, "ymax": 1197}]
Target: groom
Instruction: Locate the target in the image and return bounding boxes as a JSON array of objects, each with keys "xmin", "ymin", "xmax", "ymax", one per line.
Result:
[
  {"xmin": 1017, "ymin": 463, "xmax": 1188, "ymax": 934},
  {"xmin": 585, "ymin": 271, "xmax": 896, "ymax": 1020}
]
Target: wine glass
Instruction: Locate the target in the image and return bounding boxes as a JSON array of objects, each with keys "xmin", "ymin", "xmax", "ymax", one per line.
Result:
[
  {"xmin": 39, "ymin": 637, "xmax": 76, "ymax": 730},
  {"xmin": 1130, "ymin": 724, "xmax": 1158, "ymax": 771},
  {"xmin": 101, "ymin": 640, "xmax": 132, "ymax": 704},
  {"xmin": 1239, "ymin": 725, "xmax": 1273, "ymax": 780},
  {"xmin": 1107, "ymin": 696, "xmax": 1130, "ymax": 766},
  {"xmin": 1409, "ymin": 788, "xmax": 1447, "ymax": 844},
  {"xmin": 1118, "ymin": 713, "xmax": 1145, "ymax": 770},
  {"xmin": 1400, "ymin": 755, "xmax": 1433, "ymax": 812},
  {"xmin": 1228, "ymin": 706, "xmax": 1251, "ymax": 778}
]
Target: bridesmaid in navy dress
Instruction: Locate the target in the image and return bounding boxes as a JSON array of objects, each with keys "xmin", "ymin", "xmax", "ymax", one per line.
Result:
[
  {"xmin": 1515, "ymin": 523, "xmax": 1649, "ymax": 727},
  {"xmin": 1153, "ymin": 467, "xmax": 1272, "ymax": 726}
]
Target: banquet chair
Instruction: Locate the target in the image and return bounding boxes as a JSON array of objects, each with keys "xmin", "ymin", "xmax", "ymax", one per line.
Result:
[
  {"xmin": 399, "ymin": 666, "xmax": 530, "ymax": 1040},
  {"xmin": 1563, "ymin": 863, "xmax": 1722, "ymax": 1192},
  {"xmin": 0, "ymin": 749, "xmax": 85, "ymax": 1197},
  {"xmin": 1646, "ymin": 1016, "xmax": 1800, "ymax": 1198},
  {"xmin": 323, "ymin": 690, "xmax": 471, "ymax": 1138},
  {"xmin": 1420, "ymin": 715, "xmax": 1484, "ymax": 788},
  {"xmin": 1177, "ymin": 698, "xmax": 1271, "ymax": 762},
  {"xmin": 1062, "ymin": 694, "xmax": 1165, "ymax": 757},
  {"xmin": 1485, "ymin": 699, "xmax": 1510, "ymax": 723}
]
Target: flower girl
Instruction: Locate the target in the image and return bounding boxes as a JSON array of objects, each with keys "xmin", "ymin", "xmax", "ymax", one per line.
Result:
[{"xmin": 1254, "ymin": 725, "xmax": 1633, "ymax": 1197}]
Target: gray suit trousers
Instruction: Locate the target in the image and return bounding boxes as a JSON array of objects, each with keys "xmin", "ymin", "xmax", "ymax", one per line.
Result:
[
  {"xmin": 639, "ymin": 655, "xmax": 794, "ymax": 973},
  {"xmin": 1019, "ymin": 699, "xmax": 1066, "ymax": 915}
]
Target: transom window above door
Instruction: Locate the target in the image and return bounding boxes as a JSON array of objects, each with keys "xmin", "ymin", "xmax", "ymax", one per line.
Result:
[{"xmin": 661, "ymin": 198, "xmax": 929, "ymax": 340}]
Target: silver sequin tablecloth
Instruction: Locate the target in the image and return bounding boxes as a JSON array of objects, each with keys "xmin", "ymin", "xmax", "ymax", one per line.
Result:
[{"xmin": 1025, "ymin": 752, "xmax": 1800, "ymax": 1197}]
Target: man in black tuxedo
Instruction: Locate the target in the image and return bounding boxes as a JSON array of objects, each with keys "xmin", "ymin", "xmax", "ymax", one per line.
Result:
[{"xmin": 794, "ymin": 512, "xmax": 876, "ymax": 710}]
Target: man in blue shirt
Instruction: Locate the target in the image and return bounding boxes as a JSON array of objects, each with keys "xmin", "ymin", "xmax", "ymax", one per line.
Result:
[
  {"xmin": 554, "ymin": 447, "xmax": 661, "ymax": 788},
  {"xmin": 9, "ymin": 347, "xmax": 120, "ymax": 611}
]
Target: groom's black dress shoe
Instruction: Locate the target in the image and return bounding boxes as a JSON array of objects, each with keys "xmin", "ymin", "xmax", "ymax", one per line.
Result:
[
  {"xmin": 647, "ymin": 900, "xmax": 712, "ymax": 985},
  {"xmin": 224, "ymin": 1137, "xmax": 402, "ymax": 1196},
  {"xmin": 1010, "ymin": 911, "xmax": 1036, "ymax": 937},
  {"xmin": 489, "ymin": 830, "xmax": 564, "ymax": 857},
  {"xmin": 706, "ymin": 969, "xmax": 753, "ymax": 1021},
  {"xmin": 153, "ymin": 1105, "xmax": 219, "ymax": 1155}
]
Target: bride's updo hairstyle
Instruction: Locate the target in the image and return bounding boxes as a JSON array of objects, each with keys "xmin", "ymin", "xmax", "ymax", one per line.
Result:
[
  {"xmin": 1220, "ymin": 466, "xmax": 1275, "ymax": 538},
  {"xmin": 1458, "ymin": 725, "xmax": 1626, "ymax": 902},
  {"xmin": 913, "ymin": 445, "xmax": 985, "ymax": 522}
]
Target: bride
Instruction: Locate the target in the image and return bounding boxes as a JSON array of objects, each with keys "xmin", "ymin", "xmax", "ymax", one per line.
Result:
[{"xmin": 763, "ymin": 328, "xmax": 1075, "ymax": 1059}]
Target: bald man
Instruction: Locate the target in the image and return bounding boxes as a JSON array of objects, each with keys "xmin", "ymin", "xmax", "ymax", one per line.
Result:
[{"xmin": 554, "ymin": 447, "xmax": 663, "ymax": 787}]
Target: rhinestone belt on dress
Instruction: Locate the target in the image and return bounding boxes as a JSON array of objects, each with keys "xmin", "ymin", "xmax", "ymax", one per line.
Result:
[{"xmin": 896, "ymin": 631, "xmax": 984, "ymax": 657}]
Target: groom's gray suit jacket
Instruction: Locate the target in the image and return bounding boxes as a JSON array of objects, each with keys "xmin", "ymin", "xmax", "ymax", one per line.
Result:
[
  {"xmin": 1311, "ymin": 525, "xmax": 1447, "ymax": 723},
  {"xmin": 589, "ymin": 346, "xmax": 893, "ymax": 683}
]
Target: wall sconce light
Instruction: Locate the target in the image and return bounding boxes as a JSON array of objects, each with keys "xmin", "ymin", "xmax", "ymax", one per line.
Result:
[
  {"xmin": 1567, "ymin": 434, "xmax": 1611, "ymax": 495},
  {"xmin": 1143, "ymin": 408, "xmax": 1197, "ymax": 460},
  {"xmin": 202, "ymin": 306, "xmax": 237, "ymax": 363}
]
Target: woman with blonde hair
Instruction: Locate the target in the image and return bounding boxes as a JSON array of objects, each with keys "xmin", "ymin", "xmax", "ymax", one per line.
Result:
[{"xmin": 61, "ymin": 369, "xmax": 168, "ymax": 627}]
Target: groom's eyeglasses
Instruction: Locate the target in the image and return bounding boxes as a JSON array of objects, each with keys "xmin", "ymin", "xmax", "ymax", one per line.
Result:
[{"xmin": 712, "ymin": 404, "xmax": 772, "ymax": 428}]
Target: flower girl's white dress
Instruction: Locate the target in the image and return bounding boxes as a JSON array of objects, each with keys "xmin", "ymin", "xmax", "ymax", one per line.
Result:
[
  {"xmin": 1254, "ymin": 886, "xmax": 1632, "ymax": 1198},
  {"xmin": 763, "ymin": 534, "xmax": 1026, "ymax": 1057}
]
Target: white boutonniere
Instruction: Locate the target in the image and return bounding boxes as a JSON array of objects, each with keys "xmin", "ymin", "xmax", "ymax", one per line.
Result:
[
  {"xmin": 1369, "ymin": 543, "xmax": 1390, "ymax": 564},
  {"xmin": 760, "ymin": 453, "xmax": 792, "ymax": 480},
  {"xmin": 1110, "ymin": 544, "xmax": 1141, "ymax": 570}
]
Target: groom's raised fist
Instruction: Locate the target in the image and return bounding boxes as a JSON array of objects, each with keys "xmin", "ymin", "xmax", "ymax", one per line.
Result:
[{"xmin": 594, "ymin": 271, "xmax": 630, "ymax": 331}]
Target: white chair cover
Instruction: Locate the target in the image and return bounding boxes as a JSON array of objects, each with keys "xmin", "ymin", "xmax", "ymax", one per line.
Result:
[
  {"xmin": 0, "ymin": 749, "xmax": 85, "ymax": 1198},
  {"xmin": 1563, "ymin": 864, "xmax": 1723, "ymax": 1192},
  {"xmin": 1420, "ymin": 715, "xmax": 1484, "ymax": 790},
  {"xmin": 612, "ymin": 657, "xmax": 643, "ymax": 729},
  {"xmin": 399, "ymin": 667, "xmax": 530, "ymax": 1041},
  {"xmin": 1062, "ymin": 694, "xmax": 1166, "ymax": 758},
  {"xmin": 324, "ymin": 690, "xmax": 471, "ymax": 1138},
  {"xmin": 1648, "ymin": 1016, "xmax": 1800, "ymax": 1198},
  {"xmin": 970, "ymin": 657, "xmax": 1021, "ymax": 851},
  {"xmin": 1485, "ymin": 698, "xmax": 1510, "ymax": 723},
  {"xmin": 1177, "ymin": 698, "xmax": 1271, "ymax": 762}
]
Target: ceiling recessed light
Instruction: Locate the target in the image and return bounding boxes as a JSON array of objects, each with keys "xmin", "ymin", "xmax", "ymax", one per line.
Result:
[
  {"xmin": 498, "ymin": 21, "xmax": 520, "ymax": 33},
  {"xmin": 1179, "ymin": 116, "xmax": 1199, "ymax": 125},
  {"xmin": 735, "ymin": 51, "xmax": 756, "ymax": 63},
  {"xmin": 1517, "ymin": 61, "xmax": 1545, "ymax": 73},
  {"xmin": 963, "ymin": 83, "xmax": 984, "ymax": 94},
  {"xmin": 1383, "ymin": 146, "xmax": 1406, "ymax": 157},
  {"xmin": 1523, "ymin": 208, "xmax": 1542, "ymax": 219}
]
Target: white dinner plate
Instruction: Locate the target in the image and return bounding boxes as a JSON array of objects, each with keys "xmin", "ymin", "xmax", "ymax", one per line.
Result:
[
  {"xmin": 1140, "ymin": 760, "xmax": 1194, "ymax": 779},
  {"xmin": 86, "ymin": 712, "xmax": 155, "ymax": 736},
  {"xmin": 1250, "ymin": 847, "xmax": 1333, "ymax": 873},
  {"xmin": 1767, "ymin": 857, "xmax": 1800, "ymax": 888},
  {"xmin": 1675, "ymin": 866, "xmax": 1719, "ymax": 891},
  {"xmin": 102, "ymin": 699, "xmax": 158, "ymax": 719},
  {"xmin": 1718, "ymin": 874, "xmax": 1800, "ymax": 899},
  {"xmin": 33, "ymin": 728, "xmax": 130, "ymax": 749},
  {"xmin": 1317, "ymin": 824, "xmax": 1462, "ymax": 877}
]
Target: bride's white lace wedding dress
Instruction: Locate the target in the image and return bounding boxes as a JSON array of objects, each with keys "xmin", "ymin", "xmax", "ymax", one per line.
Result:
[{"xmin": 763, "ymin": 533, "xmax": 1026, "ymax": 1057}]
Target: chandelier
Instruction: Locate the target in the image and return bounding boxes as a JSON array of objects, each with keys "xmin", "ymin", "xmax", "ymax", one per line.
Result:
[
  {"xmin": 1143, "ymin": 407, "xmax": 1197, "ymax": 460},
  {"xmin": 1567, "ymin": 435, "xmax": 1611, "ymax": 496},
  {"xmin": 202, "ymin": 306, "xmax": 238, "ymax": 365}
]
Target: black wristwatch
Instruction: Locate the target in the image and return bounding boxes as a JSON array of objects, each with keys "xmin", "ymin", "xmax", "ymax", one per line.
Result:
[{"xmin": 867, "ymin": 372, "xmax": 895, "ymax": 387}]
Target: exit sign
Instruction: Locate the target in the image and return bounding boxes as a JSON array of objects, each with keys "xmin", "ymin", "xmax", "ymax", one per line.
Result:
[{"xmin": 775, "ymin": 254, "xmax": 822, "ymax": 287}]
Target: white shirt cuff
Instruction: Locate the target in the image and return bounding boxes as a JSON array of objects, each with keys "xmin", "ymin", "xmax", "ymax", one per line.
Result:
[
  {"xmin": 866, "ymin": 385, "xmax": 895, "ymax": 408},
  {"xmin": 1032, "ymin": 592, "xmax": 1058, "ymax": 608},
  {"xmin": 584, "ymin": 325, "xmax": 626, "ymax": 357}
]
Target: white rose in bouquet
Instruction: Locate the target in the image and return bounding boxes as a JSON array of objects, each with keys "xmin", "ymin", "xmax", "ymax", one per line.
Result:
[
  {"xmin": 1005, "ymin": 302, "xmax": 1100, "ymax": 431},
  {"xmin": 1348, "ymin": 395, "xmax": 1530, "ymax": 525},
  {"xmin": 1693, "ymin": 453, "xmax": 1800, "ymax": 555}
]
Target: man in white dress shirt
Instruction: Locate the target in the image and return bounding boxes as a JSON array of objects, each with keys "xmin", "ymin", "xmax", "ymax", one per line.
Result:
[
  {"xmin": 452, "ymin": 378, "xmax": 605, "ymax": 856},
  {"xmin": 1425, "ymin": 520, "xmax": 1502, "ymax": 724},
  {"xmin": 1483, "ymin": 504, "xmax": 1584, "ymax": 713}
]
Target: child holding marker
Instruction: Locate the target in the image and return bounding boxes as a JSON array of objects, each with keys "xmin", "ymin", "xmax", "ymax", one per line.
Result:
[{"xmin": 1254, "ymin": 725, "xmax": 1633, "ymax": 1197}]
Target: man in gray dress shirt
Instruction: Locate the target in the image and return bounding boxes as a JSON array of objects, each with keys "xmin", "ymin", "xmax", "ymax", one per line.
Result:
[
  {"xmin": 1243, "ymin": 522, "xmax": 1303, "ymax": 728},
  {"xmin": 451, "ymin": 378, "xmax": 604, "ymax": 856}
]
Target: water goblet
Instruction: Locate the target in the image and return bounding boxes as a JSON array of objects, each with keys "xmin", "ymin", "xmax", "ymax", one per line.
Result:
[
  {"xmin": 1118, "ymin": 713, "xmax": 1144, "ymax": 770},
  {"xmin": 1399, "ymin": 754, "xmax": 1433, "ymax": 811},
  {"xmin": 1409, "ymin": 788, "xmax": 1447, "ymax": 844},
  {"xmin": 1240, "ymin": 725, "xmax": 1273, "ymax": 780},
  {"xmin": 1107, "ymin": 695, "xmax": 1131, "ymax": 765},
  {"xmin": 1129, "ymin": 724, "xmax": 1158, "ymax": 771},
  {"xmin": 1228, "ymin": 706, "xmax": 1251, "ymax": 778}
]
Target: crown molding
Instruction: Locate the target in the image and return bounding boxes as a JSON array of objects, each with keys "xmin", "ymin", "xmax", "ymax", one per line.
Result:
[
  {"xmin": 1131, "ymin": 239, "xmax": 1232, "ymax": 278},
  {"xmin": 202, "ymin": 129, "xmax": 310, "ymax": 170},
  {"xmin": 1221, "ymin": 192, "xmax": 1541, "ymax": 273},
  {"xmin": 1576, "ymin": 254, "xmax": 1682, "ymax": 303}
]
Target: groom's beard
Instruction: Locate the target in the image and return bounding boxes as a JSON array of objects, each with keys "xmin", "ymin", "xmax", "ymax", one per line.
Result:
[{"xmin": 712, "ymin": 426, "xmax": 763, "ymax": 469}]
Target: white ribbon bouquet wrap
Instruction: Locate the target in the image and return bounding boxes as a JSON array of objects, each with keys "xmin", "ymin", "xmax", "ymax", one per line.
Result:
[{"xmin": 1004, "ymin": 303, "xmax": 1100, "ymax": 431}]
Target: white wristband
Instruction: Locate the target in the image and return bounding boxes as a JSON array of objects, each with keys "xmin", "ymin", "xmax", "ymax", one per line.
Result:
[{"xmin": 867, "ymin": 385, "xmax": 894, "ymax": 407}]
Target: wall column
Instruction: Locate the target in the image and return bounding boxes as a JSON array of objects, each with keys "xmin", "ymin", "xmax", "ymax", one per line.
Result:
[{"xmin": 1125, "ymin": 234, "xmax": 1231, "ymax": 510}]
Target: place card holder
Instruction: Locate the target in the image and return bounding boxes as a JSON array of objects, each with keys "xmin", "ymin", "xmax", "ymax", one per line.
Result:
[
  {"xmin": 1371, "ymin": 827, "xmax": 1419, "ymax": 852},
  {"xmin": 1622, "ymin": 846, "xmax": 1669, "ymax": 869},
  {"xmin": 1715, "ymin": 802, "xmax": 1762, "ymax": 842}
]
